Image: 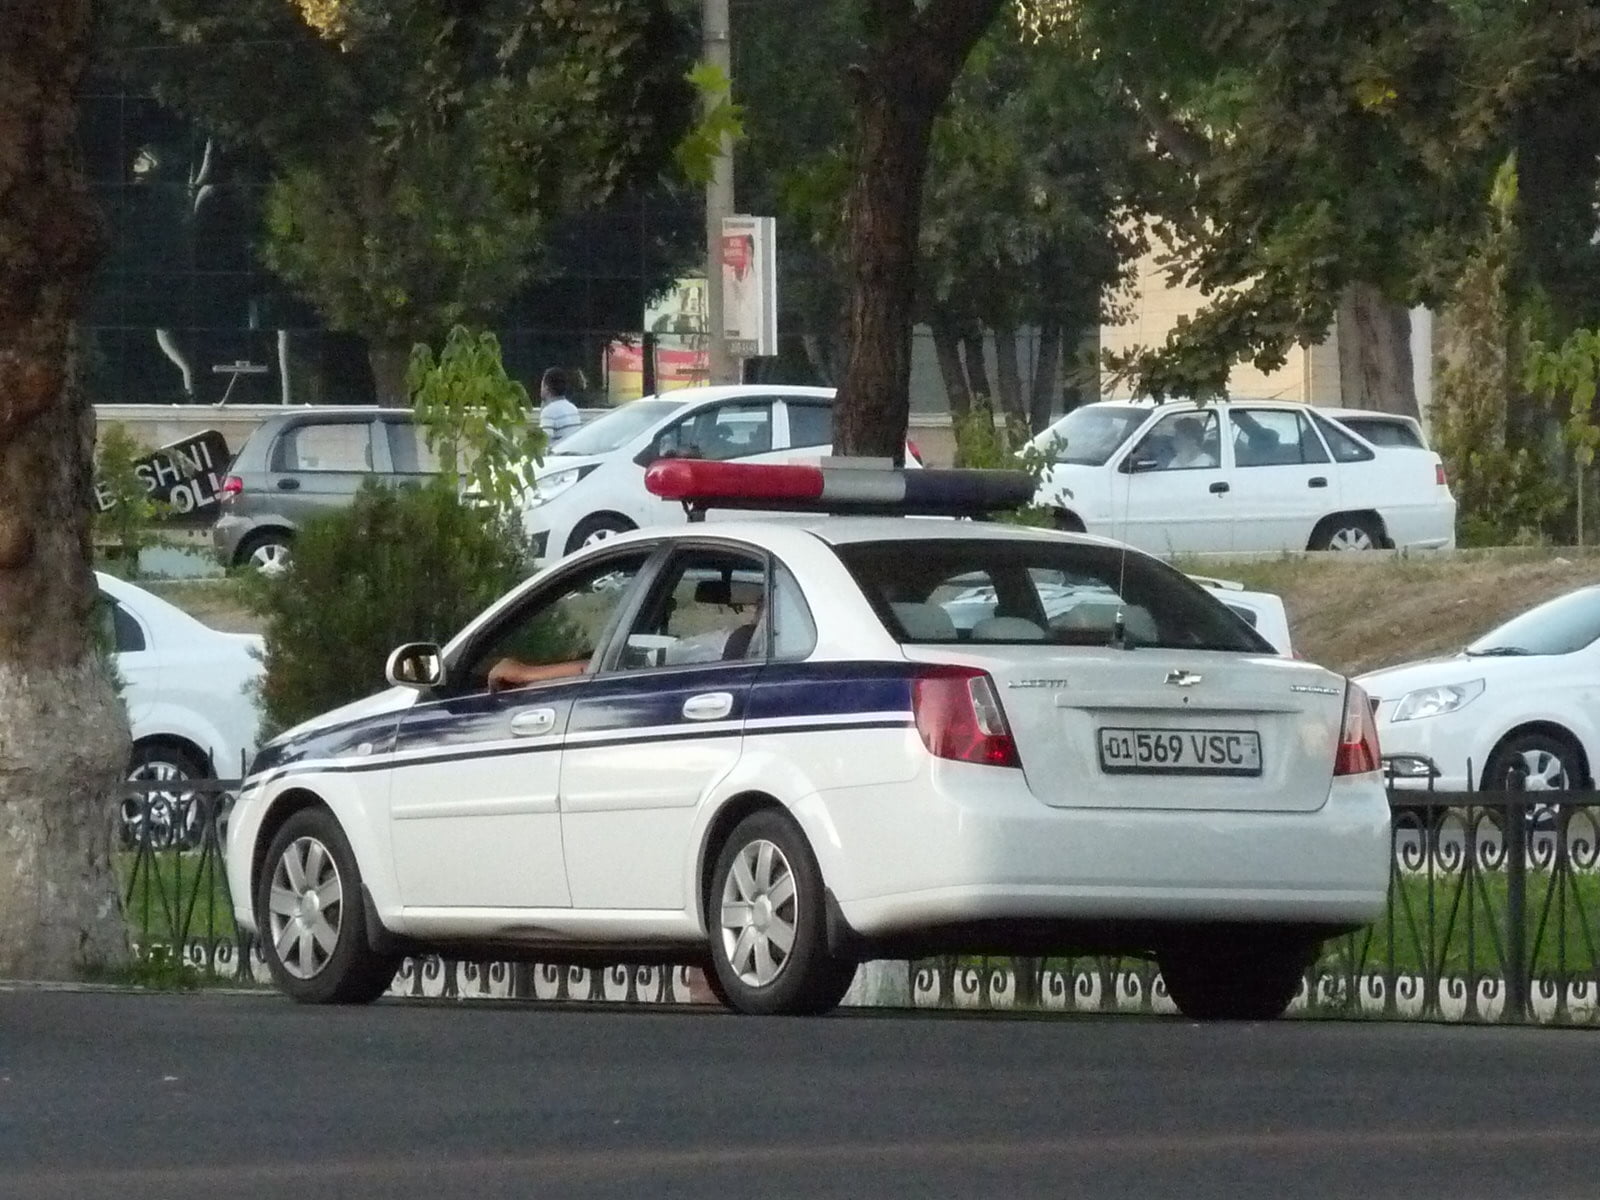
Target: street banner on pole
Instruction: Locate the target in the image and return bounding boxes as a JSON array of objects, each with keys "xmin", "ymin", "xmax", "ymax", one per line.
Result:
[{"xmin": 720, "ymin": 215, "xmax": 777, "ymax": 358}]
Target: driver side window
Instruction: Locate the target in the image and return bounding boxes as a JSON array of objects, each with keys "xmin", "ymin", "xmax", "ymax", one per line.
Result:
[
  {"xmin": 461, "ymin": 552, "xmax": 650, "ymax": 693},
  {"xmin": 617, "ymin": 548, "xmax": 767, "ymax": 671},
  {"xmin": 1126, "ymin": 410, "xmax": 1221, "ymax": 472}
]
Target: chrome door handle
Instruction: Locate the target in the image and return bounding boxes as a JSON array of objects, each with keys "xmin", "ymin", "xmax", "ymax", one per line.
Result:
[
  {"xmin": 682, "ymin": 692, "xmax": 734, "ymax": 722},
  {"xmin": 509, "ymin": 707, "xmax": 557, "ymax": 737}
]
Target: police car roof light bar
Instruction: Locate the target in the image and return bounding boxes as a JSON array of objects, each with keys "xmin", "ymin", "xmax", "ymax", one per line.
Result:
[{"xmin": 643, "ymin": 459, "xmax": 1036, "ymax": 520}]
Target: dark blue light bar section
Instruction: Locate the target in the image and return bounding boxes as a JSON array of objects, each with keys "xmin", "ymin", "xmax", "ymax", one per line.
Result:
[{"xmin": 644, "ymin": 460, "xmax": 1035, "ymax": 517}]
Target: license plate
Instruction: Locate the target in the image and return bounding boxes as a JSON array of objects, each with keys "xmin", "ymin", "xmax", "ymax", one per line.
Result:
[{"xmin": 1097, "ymin": 727, "xmax": 1262, "ymax": 776}]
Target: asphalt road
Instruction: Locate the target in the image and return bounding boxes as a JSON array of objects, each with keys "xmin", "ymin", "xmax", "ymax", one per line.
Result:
[{"xmin": 3, "ymin": 989, "xmax": 1600, "ymax": 1199}]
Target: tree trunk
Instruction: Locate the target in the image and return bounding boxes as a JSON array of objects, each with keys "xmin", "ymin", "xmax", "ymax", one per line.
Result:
[
  {"xmin": 1336, "ymin": 283, "xmax": 1418, "ymax": 417},
  {"xmin": 961, "ymin": 330, "xmax": 992, "ymax": 407},
  {"xmin": 0, "ymin": 2, "xmax": 129, "ymax": 978},
  {"xmin": 994, "ymin": 324, "xmax": 1026, "ymax": 428},
  {"xmin": 368, "ymin": 342, "xmax": 412, "ymax": 406},
  {"xmin": 930, "ymin": 313, "xmax": 972, "ymax": 421},
  {"xmin": 832, "ymin": 0, "xmax": 1009, "ymax": 462},
  {"xmin": 1029, "ymin": 322, "xmax": 1062, "ymax": 433}
]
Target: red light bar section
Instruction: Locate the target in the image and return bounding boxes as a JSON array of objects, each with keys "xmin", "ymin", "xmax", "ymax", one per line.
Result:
[
  {"xmin": 645, "ymin": 459, "xmax": 825, "ymax": 502},
  {"xmin": 643, "ymin": 459, "xmax": 1035, "ymax": 517}
]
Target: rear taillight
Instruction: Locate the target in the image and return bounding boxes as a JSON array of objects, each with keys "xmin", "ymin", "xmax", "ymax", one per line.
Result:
[
  {"xmin": 220, "ymin": 475, "xmax": 243, "ymax": 503},
  {"xmin": 1334, "ymin": 681, "xmax": 1381, "ymax": 776},
  {"xmin": 1435, "ymin": 463, "xmax": 1447, "ymax": 486},
  {"xmin": 912, "ymin": 666, "xmax": 1020, "ymax": 768},
  {"xmin": 906, "ymin": 440, "xmax": 924, "ymax": 465}
]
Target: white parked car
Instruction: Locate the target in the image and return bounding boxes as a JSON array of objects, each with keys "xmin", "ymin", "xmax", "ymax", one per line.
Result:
[
  {"xmin": 520, "ymin": 385, "xmax": 920, "ymax": 561},
  {"xmin": 101, "ymin": 573, "xmax": 263, "ymax": 846},
  {"xmin": 1359, "ymin": 586, "xmax": 1600, "ymax": 796},
  {"xmin": 1026, "ymin": 399, "xmax": 1456, "ymax": 556},
  {"xmin": 227, "ymin": 462, "xmax": 1387, "ymax": 1020}
]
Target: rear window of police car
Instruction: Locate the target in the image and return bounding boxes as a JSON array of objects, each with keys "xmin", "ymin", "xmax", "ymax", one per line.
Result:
[{"xmin": 836, "ymin": 540, "xmax": 1271, "ymax": 653}]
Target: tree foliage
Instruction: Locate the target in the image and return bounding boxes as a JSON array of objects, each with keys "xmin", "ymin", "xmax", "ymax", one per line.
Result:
[
  {"xmin": 408, "ymin": 326, "xmax": 546, "ymax": 518},
  {"xmin": 1022, "ymin": 0, "xmax": 1600, "ymax": 406},
  {"xmin": 105, "ymin": 0, "xmax": 698, "ymax": 395}
]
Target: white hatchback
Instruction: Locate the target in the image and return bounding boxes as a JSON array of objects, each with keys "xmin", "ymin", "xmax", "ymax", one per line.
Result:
[
  {"xmin": 226, "ymin": 463, "xmax": 1388, "ymax": 1020},
  {"xmin": 519, "ymin": 385, "xmax": 920, "ymax": 562},
  {"xmin": 1359, "ymin": 586, "xmax": 1600, "ymax": 797},
  {"xmin": 100, "ymin": 573, "xmax": 263, "ymax": 846},
  {"xmin": 1027, "ymin": 399, "xmax": 1456, "ymax": 556}
]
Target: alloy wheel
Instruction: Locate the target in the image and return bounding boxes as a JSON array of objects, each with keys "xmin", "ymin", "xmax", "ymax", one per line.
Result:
[
  {"xmin": 1326, "ymin": 526, "xmax": 1376, "ymax": 552},
  {"xmin": 267, "ymin": 836, "xmax": 344, "ymax": 980},
  {"xmin": 719, "ymin": 838, "xmax": 798, "ymax": 988},
  {"xmin": 250, "ymin": 542, "xmax": 291, "ymax": 574}
]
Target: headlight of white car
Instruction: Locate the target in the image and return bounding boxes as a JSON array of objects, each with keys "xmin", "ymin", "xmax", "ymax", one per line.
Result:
[
  {"xmin": 1390, "ymin": 679, "xmax": 1485, "ymax": 722},
  {"xmin": 527, "ymin": 466, "xmax": 592, "ymax": 508}
]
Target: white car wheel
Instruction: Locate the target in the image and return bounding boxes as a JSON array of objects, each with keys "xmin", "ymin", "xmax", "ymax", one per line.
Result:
[
  {"xmin": 720, "ymin": 838, "xmax": 799, "ymax": 988},
  {"xmin": 255, "ymin": 808, "xmax": 399, "ymax": 1004},
  {"xmin": 266, "ymin": 835, "xmax": 344, "ymax": 981}
]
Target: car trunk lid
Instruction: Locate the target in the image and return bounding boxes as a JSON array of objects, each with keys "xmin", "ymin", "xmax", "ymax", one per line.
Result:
[{"xmin": 903, "ymin": 645, "xmax": 1345, "ymax": 812}]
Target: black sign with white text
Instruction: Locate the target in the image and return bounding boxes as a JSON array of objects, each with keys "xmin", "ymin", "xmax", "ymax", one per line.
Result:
[{"xmin": 94, "ymin": 429, "xmax": 233, "ymax": 524}]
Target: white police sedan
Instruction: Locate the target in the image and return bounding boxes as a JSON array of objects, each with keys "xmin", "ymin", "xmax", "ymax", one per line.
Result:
[{"xmin": 226, "ymin": 462, "xmax": 1389, "ymax": 1020}]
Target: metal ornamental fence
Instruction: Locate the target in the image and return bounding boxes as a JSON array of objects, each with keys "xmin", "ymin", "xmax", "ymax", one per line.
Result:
[{"xmin": 117, "ymin": 760, "xmax": 1600, "ymax": 1022}]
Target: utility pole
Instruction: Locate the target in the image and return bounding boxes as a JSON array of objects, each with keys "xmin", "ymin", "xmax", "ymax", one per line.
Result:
[{"xmin": 703, "ymin": 0, "xmax": 737, "ymax": 385}]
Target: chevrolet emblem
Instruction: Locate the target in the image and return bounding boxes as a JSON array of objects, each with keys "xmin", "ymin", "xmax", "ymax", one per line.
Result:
[{"xmin": 1165, "ymin": 670, "xmax": 1203, "ymax": 688}]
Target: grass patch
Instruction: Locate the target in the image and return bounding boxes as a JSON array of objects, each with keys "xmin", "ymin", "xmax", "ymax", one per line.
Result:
[
  {"xmin": 117, "ymin": 849, "xmax": 237, "ymax": 945},
  {"xmin": 1174, "ymin": 548, "xmax": 1600, "ymax": 675}
]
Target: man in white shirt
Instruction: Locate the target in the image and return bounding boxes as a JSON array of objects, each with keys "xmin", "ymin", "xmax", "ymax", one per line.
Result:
[
  {"xmin": 538, "ymin": 367, "xmax": 581, "ymax": 446},
  {"xmin": 1168, "ymin": 416, "xmax": 1218, "ymax": 470}
]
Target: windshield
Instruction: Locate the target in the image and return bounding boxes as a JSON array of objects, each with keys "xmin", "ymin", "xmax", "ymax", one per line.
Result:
[
  {"xmin": 835, "ymin": 539, "xmax": 1271, "ymax": 652},
  {"xmin": 1032, "ymin": 405, "xmax": 1149, "ymax": 466},
  {"xmin": 550, "ymin": 400, "xmax": 684, "ymax": 456},
  {"xmin": 1467, "ymin": 588, "xmax": 1600, "ymax": 657}
]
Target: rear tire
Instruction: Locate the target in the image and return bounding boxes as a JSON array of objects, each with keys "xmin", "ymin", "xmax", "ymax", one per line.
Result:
[
  {"xmin": 255, "ymin": 807, "xmax": 399, "ymax": 1004},
  {"xmin": 706, "ymin": 810, "xmax": 855, "ymax": 1015},
  {"xmin": 236, "ymin": 530, "xmax": 293, "ymax": 574},
  {"xmin": 124, "ymin": 739, "xmax": 210, "ymax": 850},
  {"xmin": 1308, "ymin": 514, "xmax": 1383, "ymax": 552},
  {"xmin": 1158, "ymin": 931, "xmax": 1316, "ymax": 1021}
]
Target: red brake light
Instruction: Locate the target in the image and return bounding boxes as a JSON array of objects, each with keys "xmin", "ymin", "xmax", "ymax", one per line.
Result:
[
  {"xmin": 220, "ymin": 475, "xmax": 244, "ymax": 503},
  {"xmin": 1435, "ymin": 463, "xmax": 1447, "ymax": 486},
  {"xmin": 912, "ymin": 666, "xmax": 1020, "ymax": 768},
  {"xmin": 1334, "ymin": 681, "xmax": 1381, "ymax": 776},
  {"xmin": 906, "ymin": 439, "xmax": 924, "ymax": 465}
]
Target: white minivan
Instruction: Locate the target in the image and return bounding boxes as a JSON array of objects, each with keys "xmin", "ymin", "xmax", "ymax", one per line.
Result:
[{"xmin": 520, "ymin": 385, "xmax": 920, "ymax": 561}]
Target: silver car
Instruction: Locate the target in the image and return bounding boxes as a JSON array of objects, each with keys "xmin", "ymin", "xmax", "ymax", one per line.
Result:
[{"xmin": 212, "ymin": 407, "xmax": 439, "ymax": 571}]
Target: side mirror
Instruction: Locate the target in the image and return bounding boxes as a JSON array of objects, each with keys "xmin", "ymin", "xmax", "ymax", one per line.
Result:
[
  {"xmin": 633, "ymin": 443, "xmax": 660, "ymax": 468},
  {"xmin": 1119, "ymin": 456, "xmax": 1160, "ymax": 475},
  {"xmin": 386, "ymin": 642, "xmax": 444, "ymax": 690}
]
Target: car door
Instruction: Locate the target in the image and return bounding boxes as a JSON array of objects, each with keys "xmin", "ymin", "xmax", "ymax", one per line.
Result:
[
  {"xmin": 559, "ymin": 543, "xmax": 769, "ymax": 910},
  {"xmin": 778, "ymin": 396, "xmax": 834, "ymax": 457},
  {"xmin": 386, "ymin": 548, "xmax": 653, "ymax": 910},
  {"xmin": 380, "ymin": 415, "xmax": 441, "ymax": 490},
  {"xmin": 103, "ymin": 591, "xmax": 160, "ymax": 728},
  {"xmin": 1225, "ymin": 407, "xmax": 1336, "ymax": 551},
  {"xmin": 268, "ymin": 417, "xmax": 380, "ymax": 520},
  {"xmin": 1107, "ymin": 408, "xmax": 1233, "ymax": 555}
]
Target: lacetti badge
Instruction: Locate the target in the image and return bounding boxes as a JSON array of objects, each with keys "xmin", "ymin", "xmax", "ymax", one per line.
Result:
[
  {"xmin": 1009, "ymin": 679, "xmax": 1071, "ymax": 689},
  {"xmin": 1165, "ymin": 670, "xmax": 1203, "ymax": 688}
]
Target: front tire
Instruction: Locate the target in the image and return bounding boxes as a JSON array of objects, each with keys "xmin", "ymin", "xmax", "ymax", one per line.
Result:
[
  {"xmin": 1483, "ymin": 729, "xmax": 1585, "ymax": 832},
  {"xmin": 255, "ymin": 808, "xmax": 398, "ymax": 1004},
  {"xmin": 563, "ymin": 513, "xmax": 635, "ymax": 557},
  {"xmin": 1158, "ymin": 932, "xmax": 1316, "ymax": 1021},
  {"xmin": 707, "ymin": 810, "xmax": 855, "ymax": 1015}
]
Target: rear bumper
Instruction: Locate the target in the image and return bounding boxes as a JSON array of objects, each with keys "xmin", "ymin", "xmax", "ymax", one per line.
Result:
[{"xmin": 810, "ymin": 765, "xmax": 1391, "ymax": 945}]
